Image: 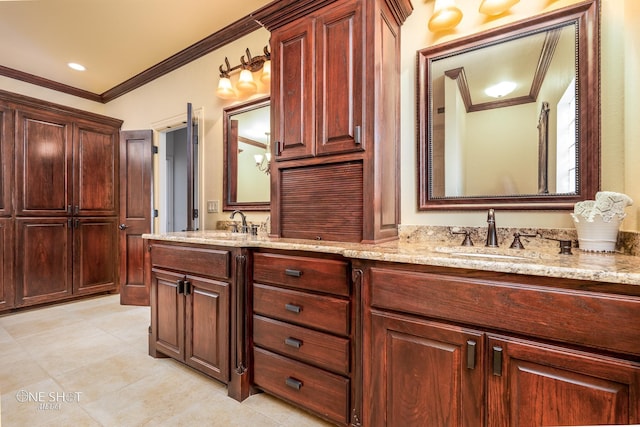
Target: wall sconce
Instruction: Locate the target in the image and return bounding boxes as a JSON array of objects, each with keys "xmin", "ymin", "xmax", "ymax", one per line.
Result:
[
  {"xmin": 216, "ymin": 46, "xmax": 270, "ymax": 100},
  {"xmin": 479, "ymin": 0, "xmax": 520, "ymax": 16},
  {"xmin": 254, "ymin": 132, "xmax": 271, "ymax": 174},
  {"xmin": 428, "ymin": 0, "xmax": 463, "ymax": 32}
]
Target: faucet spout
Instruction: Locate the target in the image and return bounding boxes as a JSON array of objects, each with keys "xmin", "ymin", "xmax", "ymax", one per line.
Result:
[
  {"xmin": 230, "ymin": 210, "xmax": 248, "ymax": 233},
  {"xmin": 485, "ymin": 208, "xmax": 499, "ymax": 247}
]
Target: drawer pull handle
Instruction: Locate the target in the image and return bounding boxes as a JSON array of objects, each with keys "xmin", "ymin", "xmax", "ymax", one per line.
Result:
[
  {"xmin": 284, "ymin": 337, "xmax": 303, "ymax": 349},
  {"xmin": 285, "ymin": 269, "xmax": 303, "ymax": 277},
  {"xmin": 467, "ymin": 340, "xmax": 476, "ymax": 370},
  {"xmin": 285, "ymin": 303, "xmax": 302, "ymax": 314},
  {"xmin": 492, "ymin": 346, "xmax": 503, "ymax": 376},
  {"xmin": 285, "ymin": 377, "xmax": 303, "ymax": 390}
]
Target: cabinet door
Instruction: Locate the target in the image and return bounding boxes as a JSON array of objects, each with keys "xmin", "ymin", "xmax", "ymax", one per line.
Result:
[
  {"xmin": 15, "ymin": 218, "xmax": 72, "ymax": 306},
  {"xmin": 74, "ymin": 122, "xmax": 118, "ymax": 216},
  {"xmin": 0, "ymin": 218, "xmax": 13, "ymax": 310},
  {"xmin": 369, "ymin": 311, "xmax": 484, "ymax": 427},
  {"xmin": 151, "ymin": 269, "xmax": 185, "ymax": 360},
  {"xmin": 184, "ymin": 275, "xmax": 229, "ymax": 382},
  {"xmin": 73, "ymin": 217, "xmax": 118, "ymax": 295},
  {"xmin": 15, "ymin": 109, "xmax": 73, "ymax": 216},
  {"xmin": 272, "ymin": 18, "xmax": 315, "ymax": 160},
  {"xmin": 315, "ymin": 0, "xmax": 363, "ymax": 155},
  {"xmin": 487, "ymin": 335, "xmax": 640, "ymax": 426},
  {"xmin": 0, "ymin": 105, "xmax": 12, "ymax": 216}
]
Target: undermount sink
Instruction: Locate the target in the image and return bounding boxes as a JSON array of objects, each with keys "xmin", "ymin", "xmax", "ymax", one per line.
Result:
[{"xmin": 433, "ymin": 246, "xmax": 541, "ymax": 261}]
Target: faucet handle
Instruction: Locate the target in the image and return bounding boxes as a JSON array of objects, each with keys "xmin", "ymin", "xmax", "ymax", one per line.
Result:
[
  {"xmin": 509, "ymin": 232, "xmax": 540, "ymax": 249},
  {"xmin": 452, "ymin": 230, "xmax": 474, "ymax": 246}
]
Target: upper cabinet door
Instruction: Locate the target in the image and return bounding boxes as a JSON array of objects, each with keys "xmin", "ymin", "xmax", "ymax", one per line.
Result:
[
  {"xmin": 272, "ymin": 18, "xmax": 315, "ymax": 161},
  {"xmin": 315, "ymin": 0, "xmax": 363, "ymax": 156},
  {"xmin": 0, "ymin": 105, "xmax": 13, "ymax": 216},
  {"xmin": 73, "ymin": 122, "xmax": 119, "ymax": 216},
  {"xmin": 15, "ymin": 109, "xmax": 73, "ymax": 216}
]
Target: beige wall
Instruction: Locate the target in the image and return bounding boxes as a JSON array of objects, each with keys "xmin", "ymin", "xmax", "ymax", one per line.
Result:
[{"xmin": 2, "ymin": 0, "xmax": 637, "ymax": 232}]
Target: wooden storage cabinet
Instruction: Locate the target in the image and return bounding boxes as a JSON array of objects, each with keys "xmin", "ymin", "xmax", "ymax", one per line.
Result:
[
  {"xmin": 251, "ymin": 251, "xmax": 354, "ymax": 425},
  {"xmin": 0, "ymin": 218, "xmax": 13, "ymax": 310},
  {"xmin": 149, "ymin": 242, "xmax": 231, "ymax": 383},
  {"xmin": 265, "ymin": 0, "xmax": 412, "ymax": 243},
  {"xmin": 359, "ymin": 261, "xmax": 640, "ymax": 426}
]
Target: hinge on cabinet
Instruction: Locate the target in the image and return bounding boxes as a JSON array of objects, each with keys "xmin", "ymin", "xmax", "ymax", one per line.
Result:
[
  {"xmin": 152, "ymin": 145, "xmax": 158, "ymax": 154},
  {"xmin": 153, "ymin": 209, "xmax": 159, "ymax": 218},
  {"xmin": 193, "ymin": 209, "xmax": 199, "ymax": 219}
]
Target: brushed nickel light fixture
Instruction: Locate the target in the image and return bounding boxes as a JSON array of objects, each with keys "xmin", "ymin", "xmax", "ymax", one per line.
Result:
[{"xmin": 216, "ymin": 46, "xmax": 270, "ymax": 100}]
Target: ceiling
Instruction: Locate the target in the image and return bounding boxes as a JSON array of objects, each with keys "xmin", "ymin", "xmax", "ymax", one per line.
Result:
[{"xmin": 0, "ymin": 0, "xmax": 272, "ymax": 99}]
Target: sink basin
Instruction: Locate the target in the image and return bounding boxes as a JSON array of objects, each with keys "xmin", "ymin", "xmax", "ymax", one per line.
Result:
[{"xmin": 433, "ymin": 246, "xmax": 541, "ymax": 261}]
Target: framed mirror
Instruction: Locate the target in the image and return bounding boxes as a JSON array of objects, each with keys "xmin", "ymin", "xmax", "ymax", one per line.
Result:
[
  {"xmin": 223, "ymin": 96, "xmax": 271, "ymax": 211},
  {"xmin": 418, "ymin": 1, "xmax": 599, "ymax": 210}
]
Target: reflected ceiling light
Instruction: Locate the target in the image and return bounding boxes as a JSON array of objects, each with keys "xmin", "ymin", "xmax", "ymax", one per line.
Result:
[
  {"xmin": 485, "ymin": 81, "xmax": 517, "ymax": 98},
  {"xmin": 67, "ymin": 62, "xmax": 86, "ymax": 71},
  {"xmin": 428, "ymin": 0, "xmax": 463, "ymax": 32},
  {"xmin": 216, "ymin": 46, "xmax": 270, "ymax": 100},
  {"xmin": 479, "ymin": 0, "xmax": 520, "ymax": 16}
]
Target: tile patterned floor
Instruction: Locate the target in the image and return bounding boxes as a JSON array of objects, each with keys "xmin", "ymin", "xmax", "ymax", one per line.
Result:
[{"xmin": 0, "ymin": 294, "xmax": 333, "ymax": 426}]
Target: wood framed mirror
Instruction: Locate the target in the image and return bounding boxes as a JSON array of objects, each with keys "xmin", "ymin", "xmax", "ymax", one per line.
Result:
[
  {"xmin": 417, "ymin": 0, "xmax": 600, "ymax": 210},
  {"xmin": 223, "ymin": 96, "xmax": 271, "ymax": 211}
]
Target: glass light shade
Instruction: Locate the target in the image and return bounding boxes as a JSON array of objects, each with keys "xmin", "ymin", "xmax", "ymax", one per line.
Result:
[
  {"xmin": 216, "ymin": 77, "xmax": 236, "ymax": 99},
  {"xmin": 254, "ymin": 154, "xmax": 264, "ymax": 165},
  {"xmin": 236, "ymin": 69, "xmax": 257, "ymax": 95},
  {"xmin": 479, "ymin": 0, "xmax": 519, "ymax": 16},
  {"xmin": 260, "ymin": 60, "xmax": 271, "ymax": 84},
  {"xmin": 428, "ymin": 0, "xmax": 463, "ymax": 32},
  {"xmin": 265, "ymin": 152, "xmax": 271, "ymax": 162}
]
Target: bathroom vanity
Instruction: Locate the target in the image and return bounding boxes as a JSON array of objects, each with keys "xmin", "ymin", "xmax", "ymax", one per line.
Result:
[{"xmin": 144, "ymin": 231, "xmax": 640, "ymax": 426}]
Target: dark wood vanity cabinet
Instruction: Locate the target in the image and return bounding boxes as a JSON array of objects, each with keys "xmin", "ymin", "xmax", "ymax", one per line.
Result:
[
  {"xmin": 358, "ymin": 260, "xmax": 640, "ymax": 426},
  {"xmin": 264, "ymin": 0, "xmax": 412, "ymax": 243},
  {"xmin": 147, "ymin": 240, "xmax": 250, "ymax": 401},
  {"xmin": 251, "ymin": 250, "xmax": 357, "ymax": 425}
]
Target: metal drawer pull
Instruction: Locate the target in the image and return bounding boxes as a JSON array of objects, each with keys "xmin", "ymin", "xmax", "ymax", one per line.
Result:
[
  {"xmin": 285, "ymin": 377, "xmax": 303, "ymax": 390},
  {"xmin": 285, "ymin": 303, "xmax": 302, "ymax": 314},
  {"xmin": 466, "ymin": 340, "xmax": 476, "ymax": 370},
  {"xmin": 284, "ymin": 337, "xmax": 303, "ymax": 349},
  {"xmin": 177, "ymin": 279, "xmax": 185, "ymax": 295},
  {"xmin": 285, "ymin": 269, "xmax": 303, "ymax": 277},
  {"xmin": 492, "ymin": 346, "xmax": 503, "ymax": 376}
]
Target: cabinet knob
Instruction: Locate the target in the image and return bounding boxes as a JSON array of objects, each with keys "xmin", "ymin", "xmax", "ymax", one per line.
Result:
[
  {"xmin": 285, "ymin": 377, "xmax": 303, "ymax": 390},
  {"xmin": 119, "ymin": 224, "xmax": 128, "ymax": 230},
  {"xmin": 492, "ymin": 346, "xmax": 503, "ymax": 376}
]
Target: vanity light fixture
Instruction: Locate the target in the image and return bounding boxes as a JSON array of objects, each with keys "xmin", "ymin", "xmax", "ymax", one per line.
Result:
[
  {"xmin": 428, "ymin": 0, "xmax": 463, "ymax": 32},
  {"xmin": 254, "ymin": 132, "xmax": 271, "ymax": 175},
  {"xmin": 479, "ymin": 0, "xmax": 520, "ymax": 16},
  {"xmin": 485, "ymin": 81, "xmax": 517, "ymax": 98},
  {"xmin": 216, "ymin": 46, "xmax": 270, "ymax": 100}
]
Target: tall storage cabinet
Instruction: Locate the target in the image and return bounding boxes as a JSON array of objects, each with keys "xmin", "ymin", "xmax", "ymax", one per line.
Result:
[
  {"xmin": 0, "ymin": 105, "xmax": 13, "ymax": 310},
  {"xmin": 0, "ymin": 90, "xmax": 122, "ymax": 310},
  {"xmin": 259, "ymin": 0, "xmax": 413, "ymax": 243}
]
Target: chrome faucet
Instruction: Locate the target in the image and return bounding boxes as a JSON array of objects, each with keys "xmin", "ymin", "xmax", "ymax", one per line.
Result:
[
  {"xmin": 485, "ymin": 208, "xmax": 499, "ymax": 247},
  {"xmin": 230, "ymin": 210, "xmax": 248, "ymax": 233}
]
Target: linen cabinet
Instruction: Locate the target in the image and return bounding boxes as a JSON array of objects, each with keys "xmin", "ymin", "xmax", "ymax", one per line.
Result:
[
  {"xmin": 0, "ymin": 89, "xmax": 122, "ymax": 310},
  {"xmin": 0, "ymin": 105, "xmax": 13, "ymax": 310},
  {"xmin": 257, "ymin": 0, "xmax": 413, "ymax": 243}
]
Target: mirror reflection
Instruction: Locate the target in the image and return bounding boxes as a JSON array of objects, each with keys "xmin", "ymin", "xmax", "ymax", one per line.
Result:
[
  {"xmin": 430, "ymin": 23, "xmax": 576, "ymax": 198},
  {"xmin": 418, "ymin": 1, "xmax": 600, "ymax": 210},
  {"xmin": 223, "ymin": 96, "xmax": 270, "ymax": 211}
]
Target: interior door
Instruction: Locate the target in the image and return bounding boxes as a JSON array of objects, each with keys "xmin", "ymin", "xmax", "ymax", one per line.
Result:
[{"xmin": 119, "ymin": 130, "xmax": 153, "ymax": 305}]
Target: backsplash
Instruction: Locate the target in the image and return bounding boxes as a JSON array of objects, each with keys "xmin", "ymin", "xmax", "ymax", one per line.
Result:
[{"xmin": 399, "ymin": 225, "xmax": 640, "ymax": 257}]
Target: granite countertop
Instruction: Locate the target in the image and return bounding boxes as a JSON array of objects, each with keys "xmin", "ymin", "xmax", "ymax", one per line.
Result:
[{"xmin": 143, "ymin": 230, "xmax": 640, "ymax": 286}]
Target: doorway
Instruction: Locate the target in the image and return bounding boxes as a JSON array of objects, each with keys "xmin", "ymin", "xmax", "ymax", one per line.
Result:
[{"xmin": 152, "ymin": 107, "xmax": 203, "ymax": 233}]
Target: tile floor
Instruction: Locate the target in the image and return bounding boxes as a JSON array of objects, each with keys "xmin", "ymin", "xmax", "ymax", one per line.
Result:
[{"xmin": 0, "ymin": 294, "xmax": 333, "ymax": 426}]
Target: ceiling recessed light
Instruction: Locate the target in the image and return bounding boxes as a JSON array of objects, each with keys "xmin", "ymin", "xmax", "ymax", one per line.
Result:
[
  {"xmin": 485, "ymin": 81, "xmax": 516, "ymax": 98},
  {"xmin": 68, "ymin": 62, "xmax": 86, "ymax": 71}
]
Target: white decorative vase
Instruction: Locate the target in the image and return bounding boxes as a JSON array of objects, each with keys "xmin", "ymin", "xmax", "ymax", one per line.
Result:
[{"xmin": 571, "ymin": 214, "xmax": 622, "ymax": 252}]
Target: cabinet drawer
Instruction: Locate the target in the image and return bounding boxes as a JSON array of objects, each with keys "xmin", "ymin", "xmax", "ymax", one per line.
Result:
[
  {"xmin": 253, "ymin": 252, "xmax": 349, "ymax": 296},
  {"xmin": 253, "ymin": 347, "xmax": 350, "ymax": 425},
  {"xmin": 253, "ymin": 283, "xmax": 350, "ymax": 336},
  {"xmin": 150, "ymin": 242, "xmax": 230, "ymax": 279},
  {"xmin": 253, "ymin": 315, "xmax": 350, "ymax": 375},
  {"xmin": 370, "ymin": 267, "xmax": 640, "ymax": 356}
]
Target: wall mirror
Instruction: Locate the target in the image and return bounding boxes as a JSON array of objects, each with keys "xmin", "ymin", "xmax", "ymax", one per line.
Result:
[
  {"xmin": 417, "ymin": 1, "xmax": 599, "ymax": 210},
  {"xmin": 223, "ymin": 96, "xmax": 271, "ymax": 211}
]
